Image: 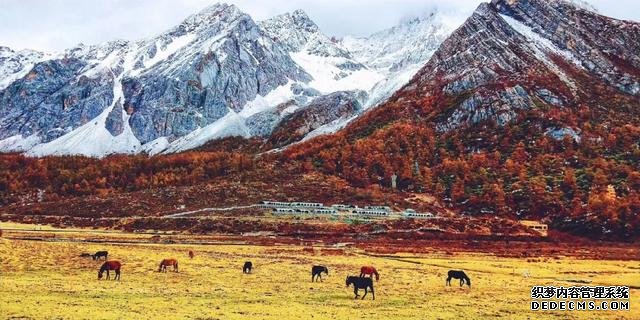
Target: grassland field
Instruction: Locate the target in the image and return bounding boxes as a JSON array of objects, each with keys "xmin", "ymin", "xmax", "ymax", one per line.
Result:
[{"xmin": 0, "ymin": 223, "xmax": 638, "ymax": 320}]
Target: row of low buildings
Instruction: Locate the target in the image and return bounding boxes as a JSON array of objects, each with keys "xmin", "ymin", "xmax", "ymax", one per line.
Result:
[
  {"xmin": 260, "ymin": 202, "xmax": 547, "ymax": 236},
  {"xmin": 260, "ymin": 201, "xmax": 436, "ymax": 219}
]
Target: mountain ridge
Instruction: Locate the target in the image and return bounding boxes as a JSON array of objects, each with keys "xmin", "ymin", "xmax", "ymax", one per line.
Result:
[
  {"xmin": 283, "ymin": 0, "xmax": 640, "ymax": 239},
  {"xmin": 0, "ymin": 3, "xmax": 454, "ymax": 157}
]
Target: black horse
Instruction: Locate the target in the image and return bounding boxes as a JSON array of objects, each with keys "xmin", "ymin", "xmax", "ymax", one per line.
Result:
[
  {"xmin": 243, "ymin": 261, "xmax": 253, "ymax": 274},
  {"xmin": 346, "ymin": 276, "xmax": 375, "ymax": 300},
  {"xmin": 93, "ymin": 251, "xmax": 108, "ymax": 260},
  {"xmin": 446, "ymin": 270, "xmax": 471, "ymax": 287},
  {"xmin": 311, "ymin": 265, "xmax": 328, "ymax": 282}
]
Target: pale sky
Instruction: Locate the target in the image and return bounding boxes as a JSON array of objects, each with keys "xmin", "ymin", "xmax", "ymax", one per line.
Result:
[{"xmin": 0, "ymin": 0, "xmax": 638, "ymax": 52}]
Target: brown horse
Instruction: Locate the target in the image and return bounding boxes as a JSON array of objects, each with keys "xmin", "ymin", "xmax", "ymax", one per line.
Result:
[
  {"xmin": 159, "ymin": 259, "xmax": 179, "ymax": 272},
  {"xmin": 98, "ymin": 261, "xmax": 121, "ymax": 280},
  {"xmin": 188, "ymin": 250, "xmax": 195, "ymax": 259},
  {"xmin": 360, "ymin": 266, "xmax": 380, "ymax": 281}
]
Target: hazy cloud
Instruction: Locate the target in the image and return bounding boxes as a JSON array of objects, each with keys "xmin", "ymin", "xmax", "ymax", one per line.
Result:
[{"xmin": 0, "ymin": 0, "xmax": 638, "ymax": 52}]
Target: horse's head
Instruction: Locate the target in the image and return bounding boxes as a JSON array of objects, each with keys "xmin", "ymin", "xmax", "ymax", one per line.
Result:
[
  {"xmin": 98, "ymin": 271, "xmax": 103, "ymax": 279},
  {"xmin": 466, "ymin": 277, "xmax": 471, "ymax": 288},
  {"xmin": 345, "ymin": 276, "xmax": 352, "ymax": 287},
  {"xmin": 323, "ymin": 267, "xmax": 329, "ymax": 275}
]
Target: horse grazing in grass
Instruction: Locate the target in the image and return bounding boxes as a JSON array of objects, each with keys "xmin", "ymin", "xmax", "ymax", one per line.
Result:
[
  {"xmin": 93, "ymin": 251, "xmax": 108, "ymax": 260},
  {"xmin": 98, "ymin": 261, "xmax": 121, "ymax": 280},
  {"xmin": 346, "ymin": 276, "xmax": 375, "ymax": 300},
  {"xmin": 243, "ymin": 261, "xmax": 252, "ymax": 274},
  {"xmin": 188, "ymin": 250, "xmax": 195, "ymax": 259},
  {"xmin": 158, "ymin": 259, "xmax": 179, "ymax": 272},
  {"xmin": 311, "ymin": 265, "xmax": 328, "ymax": 282},
  {"xmin": 360, "ymin": 266, "xmax": 379, "ymax": 281},
  {"xmin": 446, "ymin": 270, "xmax": 471, "ymax": 287}
]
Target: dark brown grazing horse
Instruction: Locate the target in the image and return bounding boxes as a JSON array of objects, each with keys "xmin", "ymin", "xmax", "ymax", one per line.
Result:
[
  {"xmin": 93, "ymin": 251, "xmax": 108, "ymax": 260},
  {"xmin": 243, "ymin": 261, "xmax": 252, "ymax": 274},
  {"xmin": 311, "ymin": 265, "xmax": 328, "ymax": 282},
  {"xmin": 346, "ymin": 276, "xmax": 375, "ymax": 300},
  {"xmin": 98, "ymin": 261, "xmax": 121, "ymax": 280},
  {"xmin": 188, "ymin": 250, "xmax": 195, "ymax": 259},
  {"xmin": 446, "ymin": 270, "xmax": 471, "ymax": 287},
  {"xmin": 360, "ymin": 266, "xmax": 380, "ymax": 281},
  {"xmin": 158, "ymin": 259, "xmax": 179, "ymax": 272}
]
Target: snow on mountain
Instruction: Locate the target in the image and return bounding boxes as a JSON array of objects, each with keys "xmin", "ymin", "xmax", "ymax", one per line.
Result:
[
  {"xmin": 341, "ymin": 10, "xmax": 461, "ymax": 108},
  {"xmin": 259, "ymin": 9, "xmax": 344, "ymax": 56},
  {"xmin": 1, "ymin": 3, "xmax": 310, "ymax": 157},
  {"xmin": 0, "ymin": 47, "xmax": 50, "ymax": 90},
  {"xmin": 27, "ymin": 59, "xmax": 142, "ymax": 157},
  {"xmin": 289, "ymin": 51, "xmax": 384, "ymax": 93},
  {"xmin": 342, "ymin": 11, "xmax": 453, "ymax": 72},
  {"xmin": 160, "ymin": 110, "xmax": 251, "ymax": 154},
  {"xmin": 260, "ymin": 10, "xmax": 381, "ymax": 94},
  {"xmin": 0, "ymin": 3, "xmax": 461, "ymax": 157},
  {"xmin": 257, "ymin": 8, "xmax": 458, "ymax": 142},
  {"xmin": 0, "ymin": 133, "xmax": 41, "ymax": 152},
  {"xmin": 381, "ymin": 0, "xmax": 640, "ymax": 137}
]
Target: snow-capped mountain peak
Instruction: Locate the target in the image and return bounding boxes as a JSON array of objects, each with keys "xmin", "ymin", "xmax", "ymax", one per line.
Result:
[
  {"xmin": 180, "ymin": 3, "xmax": 246, "ymax": 32},
  {"xmin": 341, "ymin": 8, "xmax": 456, "ymax": 72},
  {"xmin": 260, "ymin": 9, "xmax": 347, "ymax": 57},
  {"xmin": 0, "ymin": 3, "xmax": 459, "ymax": 157}
]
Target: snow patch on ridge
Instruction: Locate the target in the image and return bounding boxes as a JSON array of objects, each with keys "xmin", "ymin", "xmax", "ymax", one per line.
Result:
[
  {"xmin": 144, "ymin": 33, "xmax": 197, "ymax": 69},
  {"xmin": 501, "ymin": 14, "xmax": 583, "ymax": 92},
  {"xmin": 239, "ymin": 80, "xmax": 296, "ymax": 118},
  {"xmin": 291, "ymin": 51, "xmax": 384, "ymax": 94}
]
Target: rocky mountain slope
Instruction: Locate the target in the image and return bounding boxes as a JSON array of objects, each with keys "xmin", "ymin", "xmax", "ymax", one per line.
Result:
[
  {"xmin": 0, "ymin": 4, "xmax": 454, "ymax": 157},
  {"xmin": 256, "ymin": 9, "xmax": 456, "ymax": 142},
  {"xmin": 395, "ymin": 0, "xmax": 640, "ymax": 134},
  {"xmin": 285, "ymin": 0, "xmax": 640, "ymax": 238},
  {"xmin": 0, "ymin": 4, "xmax": 315, "ymax": 156}
]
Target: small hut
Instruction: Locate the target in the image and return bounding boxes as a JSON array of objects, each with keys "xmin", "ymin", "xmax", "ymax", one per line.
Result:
[{"xmin": 520, "ymin": 220, "xmax": 548, "ymax": 237}]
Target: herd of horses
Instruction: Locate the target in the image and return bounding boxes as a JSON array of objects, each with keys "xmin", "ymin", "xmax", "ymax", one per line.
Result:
[{"xmin": 83, "ymin": 250, "xmax": 472, "ymax": 300}]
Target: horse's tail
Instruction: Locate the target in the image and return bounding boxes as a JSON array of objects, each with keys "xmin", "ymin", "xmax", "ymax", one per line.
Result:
[
  {"xmin": 374, "ymin": 270, "xmax": 380, "ymax": 281},
  {"xmin": 158, "ymin": 261, "xmax": 164, "ymax": 272},
  {"xmin": 175, "ymin": 260, "xmax": 179, "ymax": 271}
]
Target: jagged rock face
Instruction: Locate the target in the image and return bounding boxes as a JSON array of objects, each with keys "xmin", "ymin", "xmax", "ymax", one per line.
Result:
[
  {"xmin": 268, "ymin": 90, "xmax": 366, "ymax": 147},
  {"xmin": 260, "ymin": 10, "xmax": 352, "ymax": 59},
  {"xmin": 0, "ymin": 57, "xmax": 115, "ymax": 142},
  {"xmin": 0, "ymin": 3, "xmax": 311, "ymax": 154},
  {"xmin": 261, "ymin": 10, "xmax": 317, "ymax": 52},
  {"xmin": 395, "ymin": 0, "xmax": 640, "ymax": 133},
  {"xmin": 9, "ymin": 1, "xmax": 633, "ymax": 157},
  {"xmin": 492, "ymin": 0, "xmax": 640, "ymax": 95},
  {"xmin": 122, "ymin": 5, "xmax": 310, "ymax": 144},
  {"xmin": 0, "ymin": 3, "xmax": 456, "ymax": 156},
  {"xmin": 259, "ymin": 9, "xmax": 374, "ymax": 97}
]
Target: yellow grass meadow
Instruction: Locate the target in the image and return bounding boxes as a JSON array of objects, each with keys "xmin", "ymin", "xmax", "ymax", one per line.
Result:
[{"xmin": 0, "ymin": 230, "xmax": 638, "ymax": 319}]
